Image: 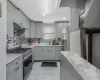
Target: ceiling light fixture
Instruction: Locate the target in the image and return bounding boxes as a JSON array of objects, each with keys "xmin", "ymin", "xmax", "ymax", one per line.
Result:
[
  {"xmin": 42, "ymin": 0, "xmax": 48, "ymax": 16},
  {"xmin": 63, "ymin": 17, "xmax": 67, "ymax": 20},
  {"xmin": 42, "ymin": 13, "xmax": 46, "ymax": 16}
]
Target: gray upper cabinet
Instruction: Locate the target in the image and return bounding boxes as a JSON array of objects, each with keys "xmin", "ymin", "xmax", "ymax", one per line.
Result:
[
  {"xmin": 7, "ymin": 2, "xmax": 14, "ymax": 37},
  {"xmin": 34, "ymin": 47, "xmax": 44, "ymax": 60},
  {"xmin": 21, "ymin": 11, "xmax": 31, "ymax": 38},
  {"xmin": 30, "ymin": 22, "xmax": 36, "ymax": 38},
  {"xmin": 13, "ymin": 7, "xmax": 21, "ymax": 24},
  {"xmin": 7, "ymin": 1, "xmax": 31, "ymax": 38},
  {"xmin": 35, "ymin": 22, "xmax": 43, "ymax": 38}
]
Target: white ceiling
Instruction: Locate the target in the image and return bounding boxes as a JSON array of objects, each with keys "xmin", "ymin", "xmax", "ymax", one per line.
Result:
[{"xmin": 10, "ymin": 0, "xmax": 70, "ymax": 22}]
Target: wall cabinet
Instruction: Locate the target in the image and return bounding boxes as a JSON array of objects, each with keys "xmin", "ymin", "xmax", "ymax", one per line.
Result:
[
  {"xmin": 7, "ymin": 2, "xmax": 14, "ymax": 37},
  {"xmin": 34, "ymin": 46, "xmax": 61, "ymax": 60},
  {"xmin": 7, "ymin": 2, "xmax": 31, "ymax": 38},
  {"xmin": 35, "ymin": 23, "xmax": 43, "ymax": 38},
  {"xmin": 6, "ymin": 56, "xmax": 23, "ymax": 80},
  {"xmin": 13, "ymin": 7, "xmax": 21, "ymax": 24},
  {"xmin": 30, "ymin": 22, "xmax": 36, "ymax": 38}
]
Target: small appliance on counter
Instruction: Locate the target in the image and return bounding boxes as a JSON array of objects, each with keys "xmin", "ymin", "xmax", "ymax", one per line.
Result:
[{"xmin": 53, "ymin": 38, "xmax": 61, "ymax": 45}]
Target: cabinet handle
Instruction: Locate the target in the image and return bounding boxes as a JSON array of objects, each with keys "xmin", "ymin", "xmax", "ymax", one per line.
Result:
[
  {"xmin": 48, "ymin": 50, "xmax": 51, "ymax": 52},
  {"xmin": 15, "ymin": 68, "xmax": 18, "ymax": 71},
  {"xmin": 15, "ymin": 67, "xmax": 19, "ymax": 71},
  {"xmin": 42, "ymin": 50, "xmax": 44, "ymax": 52}
]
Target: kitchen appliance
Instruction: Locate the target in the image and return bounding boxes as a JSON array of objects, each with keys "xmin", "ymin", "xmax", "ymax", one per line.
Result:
[
  {"xmin": 7, "ymin": 48, "xmax": 33, "ymax": 80},
  {"xmin": 23, "ymin": 49, "xmax": 33, "ymax": 80}
]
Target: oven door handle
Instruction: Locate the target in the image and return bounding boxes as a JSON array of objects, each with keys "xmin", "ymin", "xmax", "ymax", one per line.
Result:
[{"xmin": 24, "ymin": 53, "xmax": 32, "ymax": 60}]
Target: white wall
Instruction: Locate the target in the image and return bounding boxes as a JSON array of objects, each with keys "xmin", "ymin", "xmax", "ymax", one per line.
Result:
[
  {"xmin": 70, "ymin": 30, "xmax": 81, "ymax": 56},
  {"xmin": 0, "ymin": 0, "xmax": 7, "ymax": 80},
  {"xmin": 92, "ymin": 33, "xmax": 100, "ymax": 69}
]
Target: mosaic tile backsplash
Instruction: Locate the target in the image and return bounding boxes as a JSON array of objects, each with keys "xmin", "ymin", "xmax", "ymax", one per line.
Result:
[
  {"xmin": 7, "ymin": 36, "xmax": 62, "ymax": 45},
  {"xmin": 7, "ymin": 36, "xmax": 63, "ymax": 51}
]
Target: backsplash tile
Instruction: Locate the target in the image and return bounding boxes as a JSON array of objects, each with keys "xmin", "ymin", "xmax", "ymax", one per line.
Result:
[{"xmin": 7, "ymin": 36, "xmax": 62, "ymax": 48}]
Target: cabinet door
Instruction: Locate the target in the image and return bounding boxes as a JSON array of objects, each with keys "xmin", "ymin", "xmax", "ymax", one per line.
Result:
[
  {"xmin": 35, "ymin": 23, "xmax": 43, "ymax": 38},
  {"xmin": 7, "ymin": 71, "xmax": 15, "ymax": 80},
  {"xmin": 30, "ymin": 22, "xmax": 35, "ymax": 38},
  {"xmin": 32, "ymin": 48, "xmax": 35, "ymax": 62},
  {"xmin": 13, "ymin": 7, "xmax": 20, "ymax": 24},
  {"xmin": 34, "ymin": 47, "xmax": 44, "ymax": 60},
  {"xmin": 15, "ymin": 65, "xmax": 23, "ymax": 80},
  {"xmin": 55, "ymin": 47, "xmax": 61, "ymax": 60},
  {"xmin": 7, "ymin": 2, "xmax": 14, "ymax": 37},
  {"xmin": 43, "ymin": 47, "xmax": 56, "ymax": 60}
]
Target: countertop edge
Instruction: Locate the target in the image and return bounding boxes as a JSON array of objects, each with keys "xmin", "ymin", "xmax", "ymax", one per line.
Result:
[
  {"xmin": 21, "ymin": 44, "xmax": 62, "ymax": 48},
  {"xmin": 60, "ymin": 51, "xmax": 100, "ymax": 80}
]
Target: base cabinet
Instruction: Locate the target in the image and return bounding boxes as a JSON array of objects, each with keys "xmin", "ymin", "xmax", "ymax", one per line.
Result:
[
  {"xmin": 34, "ymin": 46, "xmax": 61, "ymax": 60},
  {"xmin": 6, "ymin": 56, "xmax": 23, "ymax": 80},
  {"xmin": 55, "ymin": 47, "xmax": 62, "ymax": 60},
  {"xmin": 7, "ymin": 65, "xmax": 23, "ymax": 80},
  {"xmin": 34, "ymin": 47, "xmax": 44, "ymax": 60},
  {"xmin": 43, "ymin": 47, "xmax": 55, "ymax": 60},
  {"xmin": 7, "ymin": 71, "xmax": 15, "ymax": 80}
]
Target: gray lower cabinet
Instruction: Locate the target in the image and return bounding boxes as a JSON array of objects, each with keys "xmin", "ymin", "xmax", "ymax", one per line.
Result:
[
  {"xmin": 34, "ymin": 46, "xmax": 61, "ymax": 60},
  {"xmin": 6, "ymin": 56, "xmax": 23, "ymax": 80},
  {"xmin": 34, "ymin": 47, "xmax": 44, "ymax": 60},
  {"xmin": 32, "ymin": 48, "xmax": 35, "ymax": 62},
  {"xmin": 43, "ymin": 47, "xmax": 55, "ymax": 60},
  {"xmin": 7, "ymin": 70, "xmax": 15, "ymax": 80},
  {"xmin": 55, "ymin": 47, "xmax": 62, "ymax": 60}
]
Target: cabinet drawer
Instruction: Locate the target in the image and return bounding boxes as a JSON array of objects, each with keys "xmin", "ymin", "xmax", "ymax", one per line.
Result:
[
  {"xmin": 44, "ymin": 47, "xmax": 55, "ymax": 50},
  {"xmin": 7, "ymin": 56, "xmax": 22, "ymax": 75},
  {"xmin": 7, "ymin": 63, "xmax": 23, "ymax": 80}
]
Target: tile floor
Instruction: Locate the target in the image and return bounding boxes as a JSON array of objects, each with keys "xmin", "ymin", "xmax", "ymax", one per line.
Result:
[{"xmin": 27, "ymin": 62, "xmax": 60, "ymax": 80}]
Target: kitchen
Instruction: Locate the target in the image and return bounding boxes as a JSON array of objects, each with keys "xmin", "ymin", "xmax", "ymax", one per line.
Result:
[
  {"xmin": 6, "ymin": 0, "xmax": 68, "ymax": 80},
  {"xmin": 1, "ymin": 0, "xmax": 100, "ymax": 80}
]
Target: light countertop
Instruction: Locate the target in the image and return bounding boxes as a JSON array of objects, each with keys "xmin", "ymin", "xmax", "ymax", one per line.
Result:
[
  {"xmin": 7, "ymin": 54, "xmax": 22, "ymax": 65},
  {"xmin": 60, "ymin": 51, "xmax": 100, "ymax": 80},
  {"xmin": 21, "ymin": 44, "xmax": 62, "ymax": 48}
]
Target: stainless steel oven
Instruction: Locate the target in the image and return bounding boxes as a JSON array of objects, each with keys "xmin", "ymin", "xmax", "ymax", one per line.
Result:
[{"xmin": 23, "ymin": 49, "xmax": 33, "ymax": 80}]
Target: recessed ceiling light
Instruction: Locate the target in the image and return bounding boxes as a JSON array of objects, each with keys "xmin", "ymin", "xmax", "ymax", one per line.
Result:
[
  {"xmin": 63, "ymin": 17, "xmax": 67, "ymax": 20},
  {"xmin": 42, "ymin": 13, "xmax": 46, "ymax": 16}
]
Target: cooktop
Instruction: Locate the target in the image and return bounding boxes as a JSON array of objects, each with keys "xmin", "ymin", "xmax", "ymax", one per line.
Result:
[{"xmin": 7, "ymin": 48, "xmax": 31, "ymax": 53}]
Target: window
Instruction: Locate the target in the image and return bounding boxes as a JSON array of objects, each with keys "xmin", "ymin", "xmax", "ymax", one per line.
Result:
[{"xmin": 43, "ymin": 26, "xmax": 56, "ymax": 40}]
